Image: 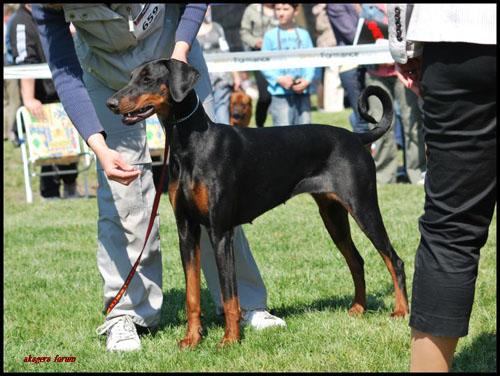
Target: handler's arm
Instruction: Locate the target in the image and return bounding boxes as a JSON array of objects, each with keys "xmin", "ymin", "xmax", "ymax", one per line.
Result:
[
  {"xmin": 172, "ymin": 4, "xmax": 207, "ymax": 62},
  {"xmin": 31, "ymin": 4, "xmax": 140, "ymax": 185},
  {"xmin": 31, "ymin": 4, "xmax": 105, "ymax": 143}
]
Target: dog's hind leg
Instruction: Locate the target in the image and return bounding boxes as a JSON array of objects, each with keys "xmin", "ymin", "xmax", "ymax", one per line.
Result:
[
  {"xmin": 312, "ymin": 193, "xmax": 367, "ymax": 316},
  {"xmin": 346, "ymin": 192, "xmax": 409, "ymax": 318}
]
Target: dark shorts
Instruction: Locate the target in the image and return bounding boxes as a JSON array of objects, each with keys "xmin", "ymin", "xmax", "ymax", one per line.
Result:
[{"xmin": 409, "ymin": 42, "xmax": 497, "ymax": 338}]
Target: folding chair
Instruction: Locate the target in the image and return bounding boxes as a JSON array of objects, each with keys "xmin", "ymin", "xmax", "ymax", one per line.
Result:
[
  {"xmin": 16, "ymin": 103, "xmax": 94, "ymax": 203},
  {"xmin": 145, "ymin": 114, "xmax": 168, "ymax": 166}
]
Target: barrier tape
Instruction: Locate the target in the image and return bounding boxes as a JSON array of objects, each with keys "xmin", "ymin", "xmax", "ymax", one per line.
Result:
[
  {"xmin": 205, "ymin": 43, "xmax": 392, "ymax": 72},
  {"xmin": 3, "ymin": 43, "xmax": 393, "ymax": 79}
]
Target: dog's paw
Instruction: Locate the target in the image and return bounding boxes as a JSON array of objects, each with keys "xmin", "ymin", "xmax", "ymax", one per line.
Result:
[
  {"xmin": 217, "ymin": 336, "xmax": 240, "ymax": 348},
  {"xmin": 177, "ymin": 327, "xmax": 202, "ymax": 350},
  {"xmin": 348, "ymin": 303, "xmax": 366, "ymax": 316},
  {"xmin": 178, "ymin": 337, "xmax": 200, "ymax": 350},
  {"xmin": 390, "ymin": 309, "xmax": 408, "ymax": 318}
]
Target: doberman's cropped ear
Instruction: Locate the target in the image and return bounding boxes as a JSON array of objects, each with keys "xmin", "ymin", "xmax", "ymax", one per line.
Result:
[{"xmin": 165, "ymin": 59, "xmax": 200, "ymax": 103}]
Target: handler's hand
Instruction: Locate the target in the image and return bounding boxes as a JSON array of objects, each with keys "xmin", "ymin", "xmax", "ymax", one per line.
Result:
[
  {"xmin": 277, "ymin": 75, "xmax": 295, "ymax": 90},
  {"xmin": 171, "ymin": 41, "xmax": 190, "ymax": 63},
  {"xmin": 87, "ymin": 133, "xmax": 141, "ymax": 185},
  {"xmin": 395, "ymin": 56, "xmax": 423, "ymax": 97},
  {"xmin": 100, "ymin": 149, "xmax": 141, "ymax": 185},
  {"xmin": 292, "ymin": 78, "xmax": 310, "ymax": 94},
  {"xmin": 25, "ymin": 98, "xmax": 47, "ymax": 121}
]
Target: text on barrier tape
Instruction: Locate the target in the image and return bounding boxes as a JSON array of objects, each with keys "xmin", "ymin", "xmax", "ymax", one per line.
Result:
[{"xmin": 3, "ymin": 43, "xmax": 393, "ymax": 79}]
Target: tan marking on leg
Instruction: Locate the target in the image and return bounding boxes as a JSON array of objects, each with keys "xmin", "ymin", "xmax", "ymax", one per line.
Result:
[
  {"xmin": 381, "ymin": 253, "xmax": 409, "ymax": 317},
  {"xmin": 168, "ymin": 180, "xmax": 179, "ymax": 213},
  {"xmin": 219, "ymin": 296, "xmax": 241, "ymax": 346},
  {"xmin": 191, "ymin": 182, "xmax": 210, "ymax": 216},
  {"xmin": 179, "ymin": 244, "xmax": 202, "ymax": 349}
]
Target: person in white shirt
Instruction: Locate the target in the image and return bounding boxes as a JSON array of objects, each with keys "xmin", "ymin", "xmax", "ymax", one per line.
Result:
[{"xmin": 388, "ymin": 4, "xmax": 496, "ymax": 372}]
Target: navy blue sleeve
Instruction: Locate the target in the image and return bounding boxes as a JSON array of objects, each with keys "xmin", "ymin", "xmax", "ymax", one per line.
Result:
[
  {"xmin": 31, "ymin": 4, "xmax": 105, "ymax": 143},
  {"xmin": 175, "ymin": 4, "xmax": 207, "ymax": 45},
  {"xmin": 326, "ymin": 4, "xmax": 359, "ymax": 46}
]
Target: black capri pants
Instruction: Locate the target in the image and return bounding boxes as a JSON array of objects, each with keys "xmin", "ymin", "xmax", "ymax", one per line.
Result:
[{"xmin": 409, "ymin": 42, "xmax": 497, "ymax": 338}]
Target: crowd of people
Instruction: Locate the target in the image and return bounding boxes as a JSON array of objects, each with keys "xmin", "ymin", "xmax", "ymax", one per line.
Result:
[{"xmin": 3, "ymin": 3, "xmax": 496, "ymax": 372}]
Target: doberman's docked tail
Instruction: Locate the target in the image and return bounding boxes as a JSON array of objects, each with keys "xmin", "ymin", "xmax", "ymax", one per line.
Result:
[{"xmin": 356, "ymin": 85, "xmax": 394, "ymax": 146}]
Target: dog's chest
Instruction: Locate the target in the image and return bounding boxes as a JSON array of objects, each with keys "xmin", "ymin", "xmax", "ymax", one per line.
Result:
[{"xmin": 168, "ymin": 169, "xmax": 211, "ymax": 224}]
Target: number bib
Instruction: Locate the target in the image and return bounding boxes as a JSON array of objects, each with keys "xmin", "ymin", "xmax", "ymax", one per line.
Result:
[{"xmin": 133, "ymin": 4, "xmax": 165, "ymax": 40}]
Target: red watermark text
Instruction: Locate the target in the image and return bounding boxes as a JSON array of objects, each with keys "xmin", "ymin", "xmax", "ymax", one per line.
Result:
[{"xmin": 24, "ymin": 354, "xmax": 76, "ymax": 364}]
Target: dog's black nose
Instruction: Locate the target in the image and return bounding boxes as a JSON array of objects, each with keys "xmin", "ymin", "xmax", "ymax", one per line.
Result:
[
  {"xmin": 232, "ymin": 112, "xmax": 243, "ymax": 120},
  {"xmin": 106, "ymin": 97, "xmax": 119, "ymax": 113}
]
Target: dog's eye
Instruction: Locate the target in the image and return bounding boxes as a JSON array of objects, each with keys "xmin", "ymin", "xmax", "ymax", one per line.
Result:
[{"xmin": 143, "ymin": 76, "xmax": 151, "ymax": 83}]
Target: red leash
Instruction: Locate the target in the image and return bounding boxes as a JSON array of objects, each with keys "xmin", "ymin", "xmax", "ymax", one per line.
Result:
[{"xmin": 106, "ymin": 140, "xmax": 169, "ymax": 316}]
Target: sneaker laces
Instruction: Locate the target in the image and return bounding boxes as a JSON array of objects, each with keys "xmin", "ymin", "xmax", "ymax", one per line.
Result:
[
  {"xmin": 96, "ymin": 315, "xmax": 137, "ymax": 340},
  {"xmin": 243, "ymin": 309, "xmax": 271, "ymax": 321}
]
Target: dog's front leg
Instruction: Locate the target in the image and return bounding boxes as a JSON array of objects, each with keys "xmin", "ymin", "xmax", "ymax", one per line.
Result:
[
  {"xmin": 209, "ymin": 228, "xmax": 241, "ymax": 346},
  {"xmin": 176, "ymin": 217, "xmax": 203, "ymax": 349}
]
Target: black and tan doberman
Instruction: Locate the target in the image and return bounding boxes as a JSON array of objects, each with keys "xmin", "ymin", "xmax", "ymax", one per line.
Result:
[{"xmin": 106, "ymin": 58, "xmax": 409, "ymax": 349}]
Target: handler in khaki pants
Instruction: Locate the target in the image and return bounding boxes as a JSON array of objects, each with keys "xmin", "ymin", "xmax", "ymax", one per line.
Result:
[{"xmin": 32, "ymin": 3, "xmax": 285, "ymax": 352}]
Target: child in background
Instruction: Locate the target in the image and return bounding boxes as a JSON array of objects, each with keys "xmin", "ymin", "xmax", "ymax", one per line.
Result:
[{"xmin": 261, "ymin": 4, "xmax": 315, "ymax": 126}]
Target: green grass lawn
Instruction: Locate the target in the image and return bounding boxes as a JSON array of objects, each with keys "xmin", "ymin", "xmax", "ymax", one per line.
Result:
[{"xmin": 3, "ymin": 104, "xmax": 496, "ymax": 372}]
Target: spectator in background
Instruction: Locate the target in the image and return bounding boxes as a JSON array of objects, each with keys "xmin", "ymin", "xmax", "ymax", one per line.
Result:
[
  {"xmin": 311, "ymin": 3, "xmax": 336, "ymax": 112},
  {"xmin": 197, "ymin": 5, "xmax": 242, "ymax": 124},
  {"xmin": 261, "ymin": 4, "xmax": 315, "ymax": 126},
  {"xmin": 9, "ymin": 4, "xmax": 80, "ymax": 199},
  {"xmin": 388, "ymin": 4, "xmax": 496, "ymax": 371},
  {"xmin": 326, "ymin": 4, "xmax": 369, "ymax": 133},
  {"xmin": 210, "ymin": 4, "xmax": 247, "ymax": 52},
  {"xmin": 4, "ymin": 3, "xmax": 20, "ymax": 143},
  {"xmin": 240, "ymin": 4, "xmax": 278, "ymax": 127},
  {"xmin": 361, "ymin": 4, "xmax": 426, "ymax": 185},
  {"xmin": 3, "ymin": 4, "xmax": 18, "ymax": 65}
]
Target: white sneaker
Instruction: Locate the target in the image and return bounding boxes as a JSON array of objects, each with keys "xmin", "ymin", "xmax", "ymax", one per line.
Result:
[
  {"xmin": 241, "ymin": 309, "xmax": 287, "ymax": 330},
  {"xmin": 96, "ymin": 315, "xmax": 141, "ymax": 351}
]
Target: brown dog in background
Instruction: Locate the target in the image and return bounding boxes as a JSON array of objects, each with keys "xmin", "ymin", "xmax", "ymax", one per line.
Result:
[{"xmin": 229, "ymin": 90, "xmax": 252, "ymax": 127}]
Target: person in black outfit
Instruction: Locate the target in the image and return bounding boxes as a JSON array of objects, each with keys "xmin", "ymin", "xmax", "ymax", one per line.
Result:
[
  {"xmin": 9, "ymin": 4, "xmax": 79, "ymax": 199},
  {"xmin": 389, "ymin": 4, "xmax": 496, "ymax": 371}
]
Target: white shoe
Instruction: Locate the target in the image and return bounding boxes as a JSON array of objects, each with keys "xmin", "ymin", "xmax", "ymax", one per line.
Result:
[
  {"xmin": 241, "ymin": 309, "xmax": 287, "ymax": 330},
  {"xmin": 96, "ymin": 315, "xmax": 141, "ymax": 351}
]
